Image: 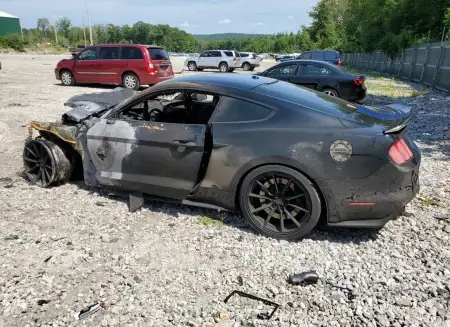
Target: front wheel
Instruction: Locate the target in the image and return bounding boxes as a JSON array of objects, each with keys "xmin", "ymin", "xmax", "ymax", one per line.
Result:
[
  {"xmin": 239, "ymin": 165, "xmax": 321, "ymax": 240},
  {"xmin": 60, "ymin": 70, "xmax": 75, "ymax": 86},
  {"xmin": 322, "ymin": 88, "xmax": 339, "ymax": 98},
  {"xmin": 123, "ymin": 73, "xmax": 140, "ymax": 90},
  {"xmin": 219, "ymin": 62, "xmax": 228, "ymax": 73},
  {"xmin": 188, "ymin": 61, "xmax": 197, "ymax": 71}
]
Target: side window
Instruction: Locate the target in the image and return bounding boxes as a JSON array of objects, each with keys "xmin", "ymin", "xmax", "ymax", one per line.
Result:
[
  {"xmin": 266, "ymin": 64, "xmax": 298, "ymax": 77},
  {"xmin": 300, "ymin": 52, "xmax": 311, "ymax": 59},
  {"xmin": 78, "ymin": 48, "xmax": 97, "ymax": 60},
  {"xmin": 121, "ymin": 47, "xmax": 143, "ymax": 59},
  {"xmin": 213, "ymin": 97, "xmax": 273, "ymax": 123},
  {"xmin": 200, "ymin": 51, "xmax": 210, "ymax": 57},
  {"xmin": 311, "ymin": 51, "xmax": 323, "ymax": 60},
  {"xmin": 301, "ymin": 64, "xmax": 331, "ymax": 76},
  {"xmin": 98, "ymin": 47, "xmax": 120, "ymax": 60},
  {"xmin": 324, "ymin": 51, "xmax": 338, "ymax": 60},
  {"xmin": 211, "ymin": 51, "xmax": 222, "ymax": 57},
  {"xmin": 224, "ymin": 51, "xmax": 233, "ymax": 57},
  {"xmin": 240, "ymin": 53, "xmax": 249, "ymax": 57}
]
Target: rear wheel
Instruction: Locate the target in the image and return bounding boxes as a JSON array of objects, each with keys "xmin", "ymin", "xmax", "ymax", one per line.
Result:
[
  {"xmin": 219, "ymin": 62, "xmax": 228, "ymax": 73},
  {"xmin": 322, "ymin": 88, "xmax": 339, "ymax": 98},
  {"xmin": 123, "ymin": 72, "xmax": 140, "ymax": 90},
  {"xmin": 60, "ymin": 70, "xmax": 75, "ymax": 86},
  {"xmin": 239, "ymin": 165, "xmax": 321, "ymax": 240},
  {"xmin": 242, "ymin": 63, "xmax": 251, "ymax": 71},
  {"xmin": 23, "ymin": 139, "xmax": 73, "ymax": 188},
  {"xmin": 188, "ymin": 61, "xmax": 197, "ymax": 71}
]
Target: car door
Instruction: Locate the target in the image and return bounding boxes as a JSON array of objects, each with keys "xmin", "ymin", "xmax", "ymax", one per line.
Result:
[
  {"xmin": 97, "ymin": 46, "xmax": 122, "ymax": 84},
  {"xmin": 72, "ymin": 47, "xmax": 101, "ymax": 83},
  {"xmin": 197, "ymin": 51, "xmax": 210, "ymax": 68},
  {"xmin": 85, "ymin": 92, "xmax": 206, "ymax": 199},
  {"xmin": 263, "ymin": 63, "xmax": 299, "ymax": 82},
  {"xmin": 210, "ymin": 51, "xmax": 222, "ymax": 68},
  {"xmin": 292, "ymin": 63, "xmax": 332, "ymax": 90}
]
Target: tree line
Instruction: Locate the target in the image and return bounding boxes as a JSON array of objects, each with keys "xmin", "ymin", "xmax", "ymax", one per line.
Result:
[{"xmin": 1, "ymin": 1, "xmax": 449, "ymax": 57}]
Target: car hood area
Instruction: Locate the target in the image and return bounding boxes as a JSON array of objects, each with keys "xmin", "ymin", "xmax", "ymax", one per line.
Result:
[{"xmin": 62, "ymin": 87, "xmax": 140, "ymax": 123}]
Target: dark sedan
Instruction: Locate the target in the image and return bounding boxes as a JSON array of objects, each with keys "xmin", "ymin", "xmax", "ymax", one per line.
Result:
[
  {"xmin": 258, "ymin": 60, "xmax": 367, "ymax": 103},
  {"xmin": 23, "ymin": 74, "xmax": 420, "ymax": 240}
]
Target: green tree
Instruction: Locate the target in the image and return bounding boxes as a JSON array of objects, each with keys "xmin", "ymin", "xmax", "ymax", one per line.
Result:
[
  {"xmin": 37, "ymin": 18, "xmax": 50, "ymax": 39},
  {"xmin": 56, "ymin": 17, "xmax": 72, "ymax": 38}
]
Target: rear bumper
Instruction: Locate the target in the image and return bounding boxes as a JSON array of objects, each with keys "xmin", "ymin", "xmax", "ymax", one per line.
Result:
[
  {"xmin": 139, "ymin": 73, "xmax": 174, "ymax": 85},
  {"xmin": 317, "ymin": 149, "xmax": 421, "ymax": 228}
]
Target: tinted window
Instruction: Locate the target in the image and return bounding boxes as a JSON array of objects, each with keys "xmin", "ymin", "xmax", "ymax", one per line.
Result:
[
  {"xmin": 98, "ymin": 47, "xmax": 120, "ymax": 60},
  {"xmin": 148, "ymin": 48, "xmax": 169, "ymax": 60},
  {"xmin": 311, "ymin": 51, "xmax": 323, "ymax": 60},
  {"xmin": 213, "ymin": 97, "xmax": 272, "ymax": 123},
  {"xmin": 240, "ymin": 53, "xmax": 249, "ymax": 57},
  {"xmin": 224, "ymin": 51, "xmax": 233, "ymax": 57},
  {"xmin": 300, "ymin": 52, "xmax": 311, "ymax": 59},
  {"xmin": 324, "ymin": 51, "xmax": 339, "ymax": 60},
  {"xmin": 233, "ymin": 51, "xmax": 240, "ymax": 57},
  {"xmin": 78, "ymin": 48, "xmax": 97, "ymax": 60},
  {"xmin": 121, "ymin": 47, "xmax": 143, "ymax": 59},
  {"xmin": 266, "ymin": 63, "xmax": 298, "ymax": 76},
  {"xmin": 200, "ymin": 51, "xmax": 210, "ymax": 57},
  {"xmin": 302, "ymin": 64, "xmax": 331, "ymax": 76},
  {"xmin": 211, "ymin": 51, "xmax": 222, "ymax": 57}
]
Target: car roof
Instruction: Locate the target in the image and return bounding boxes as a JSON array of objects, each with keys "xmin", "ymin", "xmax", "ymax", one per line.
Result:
[
  {"xmin": 90, "ymin": 44, "xmax": 163, "ymax": 48},
  {"xmin": 274, "ymin": 59, "xmax": 345, "ymax": 72}
]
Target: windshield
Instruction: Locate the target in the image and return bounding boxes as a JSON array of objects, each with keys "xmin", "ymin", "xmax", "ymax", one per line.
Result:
[{"xmin": 147, "ymin": 48, "xmax": 169, "ymax": 60}]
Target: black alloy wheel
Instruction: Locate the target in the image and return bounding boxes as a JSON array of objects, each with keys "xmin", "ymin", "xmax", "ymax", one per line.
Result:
[{"xmin": 239, "ymin": 165, "xmax": 321, "ymax": 240}]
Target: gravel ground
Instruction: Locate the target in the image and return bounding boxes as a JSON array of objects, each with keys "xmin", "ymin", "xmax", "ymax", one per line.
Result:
[{"xmin": 0, "ymin": 54, "xmax": 449, "ymax": 327}]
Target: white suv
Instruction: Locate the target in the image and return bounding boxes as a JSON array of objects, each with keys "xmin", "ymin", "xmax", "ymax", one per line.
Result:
[{"xmin": 185, "ymin": 50, "xmax": 241, "ymax": 72}]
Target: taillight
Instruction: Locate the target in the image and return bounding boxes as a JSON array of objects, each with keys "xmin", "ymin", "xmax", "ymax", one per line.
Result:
[
  {"xmin": 354, "ymin": 76, "xmax": 365, "ymax": 85},
  {"xmin": 233, "ymin": 57, "xmax": 236, "ymax": 62},
  {"xmin": 389, "ymin": 139, "xmax": 413, "ymax": 165},
  {"xmin": 146, "ymin": 62, "xmax": 155, "ymax": 73},
  {"xmin": 252, "ymin": 55, "xmax": 257, "ymax": 59},
  {"xmin": 338, "ymin": 60, "xmax": 342, "ymax": 67}
]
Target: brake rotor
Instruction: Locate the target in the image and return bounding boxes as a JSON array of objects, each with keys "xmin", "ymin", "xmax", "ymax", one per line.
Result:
[{"xmin": 259, "ymin": 177, "xmax": 300, "ymax": 219}]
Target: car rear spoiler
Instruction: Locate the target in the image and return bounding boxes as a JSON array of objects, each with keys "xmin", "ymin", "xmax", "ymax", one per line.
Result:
[{"xmin": 382, "ymin": 104, "xmax": 412, "ymax": 135}]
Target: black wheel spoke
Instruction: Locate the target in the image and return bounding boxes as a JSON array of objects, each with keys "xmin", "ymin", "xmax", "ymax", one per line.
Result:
[
  {"xmin": 44, "ymin": 168, "xmax": 51, "ymax": 183},
  {"xmin": 279, "ymin": 210, "xmax": 286, "ymax": 233},
  {"xmin": 41, "ymin": 168, "xmax": 47, "ymax": 185},
  {"xmin": 284, "ymin": 208, "xmax": 302, "ymax": 227},
  {"xmin": 285, "ymin": 193, "xmax": 305, "ymax": 201},
  {"xmin": 251, "ymin": 203, "xmax": 273, "ymax": 214},
  {"xmin": 264, "ymin": 207, "xmax": 275, "ymax": 227},
  {"xmin": 271, "ymin": 173, "xmax": 279, "ymax": 194},
  {"xmin": 24, "ymin": 157, "xmax": 38, "ymax": 163},
  {"xmin": 248, "ymin": 193, "xmax": 272, "ymax": 201},
  {"xmin": 256, "ymin": 180, "xmax": 273, "ymax": 197},
  {"xmin": 27, "ymin": 165, "xmax": 39, "ymax": 173},
  {"xmin": 281, "ymin": 178, "xmax": 292, "ymax": 196},
  {"xmin": 36, "ymin": 169, "xmax": 42, "ymax": 183},
  {"xmin": 286, "ymin": 203, "xmax": 309, "ymax": 213},
  {"xmin": 26, "ymin": 147, "xmax": 37, "ymax": 157},
  {"xmin": 45, "ymin": 164, "xmax": 52, "ymax": 170}
]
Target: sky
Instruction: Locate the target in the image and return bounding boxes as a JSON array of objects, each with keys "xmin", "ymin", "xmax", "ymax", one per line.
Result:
[{"xmin": 0, "ymin": 0, "xmax": 319, "ymax": 34}]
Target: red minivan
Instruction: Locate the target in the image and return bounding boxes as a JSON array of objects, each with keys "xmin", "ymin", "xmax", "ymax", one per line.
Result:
[{"xmin": 55, "ymin": 44, "xmax": 174, "ymax": 90}]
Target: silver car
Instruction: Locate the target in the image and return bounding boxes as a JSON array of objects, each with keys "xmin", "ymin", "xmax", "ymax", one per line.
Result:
[
  {"xmin": 185, "ymin": 50, "xmax": 241, "ymax": 72},
  {"xmin": 238, "ymin": 52, "xmax": 261, "ymax": 71}
]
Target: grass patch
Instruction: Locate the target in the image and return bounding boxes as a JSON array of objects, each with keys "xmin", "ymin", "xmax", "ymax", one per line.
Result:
[
  {"xmin": 198, "ymin": 215, "xmax": 224, "ymax": 227},
  {"xmin": 415, "ymin": 196, "xmax": 440, "ymax": 207},
  {"xmin": 365, "ymin": 80, "xmax": 430, "ymax": 98}
]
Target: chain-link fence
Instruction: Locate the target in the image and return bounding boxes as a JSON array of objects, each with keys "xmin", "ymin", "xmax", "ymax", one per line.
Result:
[{"xmin": 342, "ymin": 42, "xmax": 450, "ymax": 92}]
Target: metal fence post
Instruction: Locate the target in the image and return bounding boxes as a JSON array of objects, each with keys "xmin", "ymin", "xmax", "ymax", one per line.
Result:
[
  {"xmin": 398, "ymin": 50, "xmax": 404, "ymax": 78},
  {"xmin": 408, "ymin": 47, "xmax": 416, "ymax": 81},
  {"xmin": 420, "ymin": 45, "xmax": 429, "ymax": 82},
  {"xmin": 432, "ymin": 45, "xmax": 444, "ymax": 88}
]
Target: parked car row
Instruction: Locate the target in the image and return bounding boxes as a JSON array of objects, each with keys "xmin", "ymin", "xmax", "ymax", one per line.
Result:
[{"xmin": 277, "ymin": 50, "xmax": 342, "ymax": 66}]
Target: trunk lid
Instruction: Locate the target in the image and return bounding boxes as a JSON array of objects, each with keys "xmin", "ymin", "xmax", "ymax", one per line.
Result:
[
  {"xmin": 337, "ymin": 103, "xmax": 412, "ymax": 133},
  {"xmin": 147, "ymin": 47, "xmax": 173, "ymax": 77}
]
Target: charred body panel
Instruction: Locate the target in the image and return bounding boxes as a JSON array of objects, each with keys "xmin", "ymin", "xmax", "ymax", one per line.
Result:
[{"xmin": 25, "ymin": 74, "xmax": 421, "ymax": 240}]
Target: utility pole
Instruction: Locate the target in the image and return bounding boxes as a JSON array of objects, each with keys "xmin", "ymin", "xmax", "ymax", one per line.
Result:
[
  {"xmin": 82, "ymin": 16, "xmax": 87, "ymax": 47},
  {"xmin": 54, "ymin": 22, "xmax": 58, "ymax": 44},
  {"xmin": 86, "ymin": 0, "xmax": 93, "ymax": 45},
  {"xmin": 441, "ymin": 27, "xmax": 447, "ymax": 44}
]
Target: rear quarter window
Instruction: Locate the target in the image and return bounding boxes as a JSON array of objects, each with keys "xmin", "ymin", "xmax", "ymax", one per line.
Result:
[
  {"xmin": 121, "ymin": 47, "xmax": 143, "ymax": 59},
  {"xmin": 213, "ymin": 97, "xmax": 273, "ymax": 123},
  {"xmin": 148, "ymin": 48, "xmax": 169, "ymax": 60},
  {"xmin": 240, "ymin": 53, "xmax": 249, "ymax": 57},
  {"xmin": 224, "ymin": 51, "xmax": 233, "ymax": 57},
  {"xmin": 324, "ymin": 51, "xmax": 339, "ymax": 60},
  {"xmin": 311, "ymin": 51, "xmax": 323, "ymax": 60}
]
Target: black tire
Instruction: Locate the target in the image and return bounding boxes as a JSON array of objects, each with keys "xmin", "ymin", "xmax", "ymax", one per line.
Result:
[
  {"xmin": 242, "ymin": 63, "xmax": 251, "ymax": 71},
  {"xmin": 239, "ymin": 165, "xmax": 321, "ymax": 240},
  {"xmin": 322, "ymin": 88, "xmax": 339, "ymax": 98},
  {"xmin": 249, "ymin": 67, "xmax": 255, "ymax": 71},
  {"xmin": 122, "ymin": 72, "xmax": 140, "ymax": 90},
  {"xmin": 188, "ymin": 61, "xmax": 197, "ymax": 71},
  {"xmin": 219, "ymin": 62, "xmax": 228, "ymax": 73},
  {"xmin": 197, "ymin": 68, "xmax": 204, "ymax": 71},
  {"xmin": 23, "ymin": 139, "xmax": 73, "ymax": 188},
  {"xmin": 60, "ymin": 70, "xmax": 75, "ymax": 86}
]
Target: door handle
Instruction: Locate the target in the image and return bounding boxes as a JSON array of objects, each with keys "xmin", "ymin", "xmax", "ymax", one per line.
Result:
[{"xmin": 172, "ymin": 140, "xmax": 197, "ymax": 147}]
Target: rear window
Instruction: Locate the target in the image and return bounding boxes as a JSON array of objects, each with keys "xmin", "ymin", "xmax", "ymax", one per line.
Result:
[
  {"xmin": 311, "ymin": 51, "xmax": 323, "ymax": 60},
  {"xmin": 324, "ymin": 51, "xmax": 339, "ymax": 60},
  {"xmin": 224, "ymin": 51, "xmax": 234, "ymax": 57},
  {"xmin": 148, "ymin": 48, "xmax": 169, "ymax": 60},
  {"xmin": 240, "ymin": 53, "xmax": 249, "ymax": 57},
  {"xmin": 122, "ymin": 47, "xmax": 143, "ymax": 59}
]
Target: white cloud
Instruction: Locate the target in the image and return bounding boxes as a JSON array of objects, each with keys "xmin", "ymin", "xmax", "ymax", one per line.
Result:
[
  {"xmin": 250, "ymin": 22, "xmax": 264, "ymax": 26},
  {"xmin": 179, "ymin": 21, "xmax": 190, "ymax": 27},
  {"xmin": 218, "ymin": 18, "xmax": 231, "ymax": 25},
  {"xmin": 288, "ymin": 16, "xmax": 294, "ymax": 20}
]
